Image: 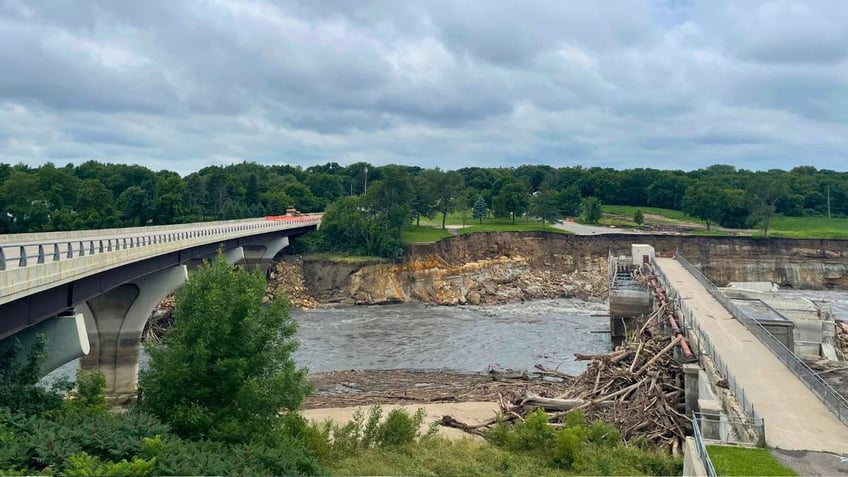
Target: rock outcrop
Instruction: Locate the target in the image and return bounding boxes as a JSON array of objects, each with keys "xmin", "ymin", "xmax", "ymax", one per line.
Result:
[{"xmin": 288, "ymin": 232, "xmax": 848, "ymax": 306}]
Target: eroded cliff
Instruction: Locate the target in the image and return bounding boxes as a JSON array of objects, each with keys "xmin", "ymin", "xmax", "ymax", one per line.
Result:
[{"xmin": 290, "ymin": 232, "xmax": 848, "ymax": 306}]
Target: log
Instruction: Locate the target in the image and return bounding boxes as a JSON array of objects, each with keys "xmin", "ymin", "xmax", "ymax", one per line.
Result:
[
  {"xmin": 629, "ymin": 341, "xmax": 645, "ymax": 373},
  {"xmin": 635, "ymin": 336, "xmax": 682, "ymax": 376},
  {"xmin": 523, "ymin": 392, "xmax": 617, "ymax": 411}
]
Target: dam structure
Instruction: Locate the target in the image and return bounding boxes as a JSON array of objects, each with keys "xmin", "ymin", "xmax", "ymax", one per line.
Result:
[{"xmin": 652, "ymin": 252, "xmax": 848, "ymax": 453}]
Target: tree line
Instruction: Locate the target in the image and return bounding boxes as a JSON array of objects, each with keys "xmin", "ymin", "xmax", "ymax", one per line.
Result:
[{"xmin": 2, "ymin": 161, "xmax": 847, "ymax": 250}]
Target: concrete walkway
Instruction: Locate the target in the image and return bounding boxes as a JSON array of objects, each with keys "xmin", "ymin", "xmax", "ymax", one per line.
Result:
[{"xmin": 656, "ymin": 257, "xmax": 848, "ymax": 454}]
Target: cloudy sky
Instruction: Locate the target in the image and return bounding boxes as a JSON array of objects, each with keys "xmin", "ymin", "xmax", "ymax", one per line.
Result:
[{"xmin": 1, "ymin": 1, "xmax": 847, "ymax": 174}]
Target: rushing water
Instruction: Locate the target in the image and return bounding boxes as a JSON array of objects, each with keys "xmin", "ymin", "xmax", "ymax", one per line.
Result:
[
  {"xmin": 46, "ymin": 298, "xmax": 611, "ymax": 382},
  {"xmin": 294, "ymin": 299, "xmax": 611, "ymax": 374},
  {"xmin": 44, "ymin": 288, "xmax": 848, "ymax": 384}
]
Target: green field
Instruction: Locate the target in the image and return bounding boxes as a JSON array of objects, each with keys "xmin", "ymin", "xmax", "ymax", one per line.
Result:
[
  {"xmin": 417, "ymin": 210, "xmax": 481, "ymax": 227},
  {"xmin": 763, "ymin": 215, "xmax": 848, "ymax": 239},
  {"xmin": 401, "ymin": 225, "xmax": 453, "ymax": 243},
  {"xmin": 602, "ymin": 205, "xmax": 695, "ymax": 223},
  {"xmin": 706, "ymin": 445, "xmax": 797, "ymax": 476},
  {"xmin": 456, "ymin": 218, "xmax": 570, "ymax": 235}
]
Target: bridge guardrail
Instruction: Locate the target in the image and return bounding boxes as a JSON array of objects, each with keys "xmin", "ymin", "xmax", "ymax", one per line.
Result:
[
  {"xmin": 674, "ymin": 251, "xmax": 848, "ymax": 426},
  {"xmin": 651, "ymin": 258, "xmax": 765, "ymax": 439},
  {"xmin": 0, "ymin": 214, "xmax": 321, "ymax": 272},
  {"xmin": 691, "ymin": 411, "xmax": 718, "ymax": 477}
]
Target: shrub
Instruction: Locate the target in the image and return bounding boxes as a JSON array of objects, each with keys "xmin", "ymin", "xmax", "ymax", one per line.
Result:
[
  {"xmin": 634, "ymin": 209, "xmax": 645, "ymax": 225},
  {"xmin": 138, "ymin": 253, "xmax": 310, "ymax": 443},
  {"xmin": 63, "ymin": 369, "xmax": 108, "ymax": 414}
]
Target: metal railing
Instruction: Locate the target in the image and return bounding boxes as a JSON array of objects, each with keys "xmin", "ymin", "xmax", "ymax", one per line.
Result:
[
  {"xmin": 651, "ymin": 257, "xmax": 765, "ymax": 442},
  {"xmin": 693, "ymin": 411, "xmax": 764, "ymax": 446},
  {"xmin": 686, "ymin": 311, "xmax": 765, "ymax": 445},
  {"xmin": 675, "ymin": 251, "xmax": 848, "ymax": 426},
  {"xmin": 0, "ymin": 214, "xmax": 321, "ymax": 271},
  {"xmin": 691, "ymin": 411, "xmax": 718, "ymax": 477}
]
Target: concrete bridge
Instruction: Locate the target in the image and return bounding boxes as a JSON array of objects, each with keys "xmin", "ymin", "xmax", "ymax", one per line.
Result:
[
  {"xmin": 651, "ymin": 252, "xmax": 848, "ymax": 454},
  {"xmin": 0, "ymin": 214, "xmax": 320, "ymax": 402}
]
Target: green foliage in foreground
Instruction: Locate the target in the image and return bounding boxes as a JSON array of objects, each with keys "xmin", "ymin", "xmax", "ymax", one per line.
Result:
[
  {"xmin": 138, "ymin": 253, "xmax": 311, "ymax": 443},
  {"xmin": 318, "ymin": 407, "xmax": 680, "ymax": 476},
  {"xmin": 0, "ymin": 407, "xmax": 321, "ymax": 476},
  {"xmin": 0, "ymin": 335, "xmax": 72, "ymax": 417},
  {"xmin": 706, "ymin": 445, "xmax": 797, "ymax": 476}
]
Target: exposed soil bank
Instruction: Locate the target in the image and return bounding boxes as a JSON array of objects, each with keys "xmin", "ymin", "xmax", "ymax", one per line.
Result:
[{"xmin": 290, "ymin": 233, "xmax": 848, "ymax": 306}]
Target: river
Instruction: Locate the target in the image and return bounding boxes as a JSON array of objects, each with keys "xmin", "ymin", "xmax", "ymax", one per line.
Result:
[
  {"xmin": 46, "ymin": 298, "xmax": 611, "ymax": 382},
  {"xmin": 43, "ymin": 289, "xmax": 848, "ymax": 384}
]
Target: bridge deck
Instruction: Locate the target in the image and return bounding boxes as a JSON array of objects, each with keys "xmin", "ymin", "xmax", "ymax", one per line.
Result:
[{"xmin": 656, "ymin": 257, "xmax": 848, "ymax": 453}]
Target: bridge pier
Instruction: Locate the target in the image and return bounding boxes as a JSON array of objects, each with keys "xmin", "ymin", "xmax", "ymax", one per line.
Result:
[
  {"xmin": 242, "ymin": 236, "xmax": 290, "ymax": 272},
  {"xmin": 80, "ymin": 266, "xmax": 187, "ymax": 404}
]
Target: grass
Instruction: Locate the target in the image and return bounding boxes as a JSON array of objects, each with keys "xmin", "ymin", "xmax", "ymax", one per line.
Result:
[
  {"xmin": 417, "ymin": 210, "xmax": 472, "ymax": 227},
  {"xmin": 326, "ymin": 437, "xmax": 571, "ymax": 477},
  {"xmin": 302, "ymin": 252, "xmax": 384, "ymax": 263},
  {"xmin": 762, "ymin": 215, "xmax": 848, "ymax": 239},
  {"xmin": 602, "ymin": 205, "xmax": 695, "ymax": 223},
  {"xmin": 401, "ymin": 225, "xmax": 453, "ymax": 243},
  {"xmin": 706, "ymin": 445, "xmax": 797, "ymax": 476},
  {"xmin": 456, "ymin": 218, "xmax": 571, "ymax": 235}
]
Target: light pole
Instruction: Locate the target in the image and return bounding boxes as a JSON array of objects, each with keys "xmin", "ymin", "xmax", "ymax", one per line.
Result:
[{"xmin": 364, "ymin": 166, "xmax": 368, "ymax": 194}]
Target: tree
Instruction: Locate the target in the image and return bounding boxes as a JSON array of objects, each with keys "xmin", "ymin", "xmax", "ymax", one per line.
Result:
[
  {"xmin": 633, "ymin": 209, "xmax": 644, "ymax": 225},
  {"xmin": 530, "ymin": 190, "xmax": 562, "ymax": 227},
  {"xmin": 411, "ymin": 173, "xmax": 437, "ymax": 226},
  {"xmin": 580, "ymin": 196, "xmax": 603, "ymax": 224},
  {"xmin": 138, "ymin": 254, "xmax": 310, "ymax": 443},
  {"xmin": 747, "ymin": 175, "xmax": 789, "ymax": 237},
  {"xmin": 432, "ymin": 170, "xmax": 464, "ymax": 229},
  {"xmin": 472, "ymin": 196, "xmax": 488, "ymax": 224},
  {"xmin": 494, "ymin": 181, "xmax": 529, "ymax": 223},
  {"xmin": 682, "ymin": 183, "xmax": 729, "ymax": 230}
]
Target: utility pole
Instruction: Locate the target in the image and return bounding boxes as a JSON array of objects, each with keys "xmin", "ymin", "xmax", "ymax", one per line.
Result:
[
  {"xmin": 364, "ymin": 166, "xmax": 368, "ymax": 195},
  {"xmin": 828, "ymin": 186, "xmax": 832, "ymax": 219}
]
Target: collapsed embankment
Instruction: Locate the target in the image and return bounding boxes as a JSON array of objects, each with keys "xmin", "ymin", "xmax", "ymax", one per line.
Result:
[{"xmin": 286, "ymin": 233, "xmax": 848, "ymax": 306}]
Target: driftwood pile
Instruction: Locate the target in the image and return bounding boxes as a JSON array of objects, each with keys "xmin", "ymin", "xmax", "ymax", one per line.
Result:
[
  {"xmin": 442, "ymin": 324, "xmax": 690, "ymax": 453},
  {"xmin": 835, "ymin": 320, "xmax": 848, "ymax": 360}
]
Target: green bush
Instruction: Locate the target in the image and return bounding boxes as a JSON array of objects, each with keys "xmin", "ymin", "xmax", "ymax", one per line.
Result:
[
  {"xmin": 60, "ymin": 452, "xmax": 156, "ymax": 477},
  {"xmin": 138, "ymin": 253, "xmax": 311, "ymax": 443},
  {"xmin": 379, "ymin": 408, "xmax": 426, "ymax": 447},
  {"xmin": 306, "ymin": 405, "xmax": 433, "ymax": 461},
  {"xmin": 63, "ymin": 370, "xmax": 109, "ymax": 414},
  {"xmin": 0, "ymin": 335, "xmax": 71, "ymax": 416},
  {"xmin": 484, "ymin": 409, "xmax": 682, "ymax": 475},
  {"xmin": 0, "ymin": 408, "xmax": 321, "ymax": 476}
]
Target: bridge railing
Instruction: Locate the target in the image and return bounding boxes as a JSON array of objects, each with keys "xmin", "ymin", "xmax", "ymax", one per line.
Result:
[
  {"xmin": 650, "ymin": 257, "xmax": 765, "ymax": 440},
  {"xmin": 674, "ymin": 251, "xmax": 848, "ymax": 426},
  {"xmin": 690, "ymin": 411, "xmax": 718, "ymax": 477},
  {"xmin": 0, "ymin": 215, "xmax": 321, "ymax": 272}
]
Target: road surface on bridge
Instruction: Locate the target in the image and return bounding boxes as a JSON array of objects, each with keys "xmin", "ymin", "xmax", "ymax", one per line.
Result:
[{"xmin": 656, "ymin": 257, "xmax": 848, "ymax": 454}]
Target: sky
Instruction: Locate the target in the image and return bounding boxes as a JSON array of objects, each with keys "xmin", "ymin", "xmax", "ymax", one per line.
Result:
[{"xmin": 1, "ymin": 0, "xmax": 847, "ymax": 174}]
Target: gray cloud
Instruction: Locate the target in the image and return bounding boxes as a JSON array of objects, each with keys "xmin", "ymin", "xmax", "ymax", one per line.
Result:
[{"xmin": 0, "ymin": 0, "xmax": 847, "ymax": 174}]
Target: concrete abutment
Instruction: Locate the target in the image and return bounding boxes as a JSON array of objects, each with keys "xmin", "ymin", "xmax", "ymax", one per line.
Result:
[{"xmin": 80, "ymin": 266, "xmax": 187, "ymax": 404}]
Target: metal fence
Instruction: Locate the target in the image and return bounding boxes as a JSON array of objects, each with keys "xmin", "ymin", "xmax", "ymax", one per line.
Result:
[
  {"xmin": 691, "ymin": 411, "xmax": 718, "ymax": 477},
  {"xmin": 674, "ymin": 251, "xmax": 848, "ymax": 426},
  {"xmin": 650, "ymin": 258, "xmax": 765, "ymax": 443},
  {"xmin": 693, "ymin": 411, "xmax": 764, "ymax": 447}
]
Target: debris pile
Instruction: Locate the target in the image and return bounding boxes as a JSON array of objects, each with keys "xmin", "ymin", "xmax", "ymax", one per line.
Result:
[
  {"xmin": 441, "ymin": 330, "xmax": 689, "ymax": 453},
  {"xmin": 835, "ymin": 320, "xmax": 848, "ymax": 360},
  {"xmin": 266, "ymin": 257, "xmax": 320, "ymax": 309}
]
